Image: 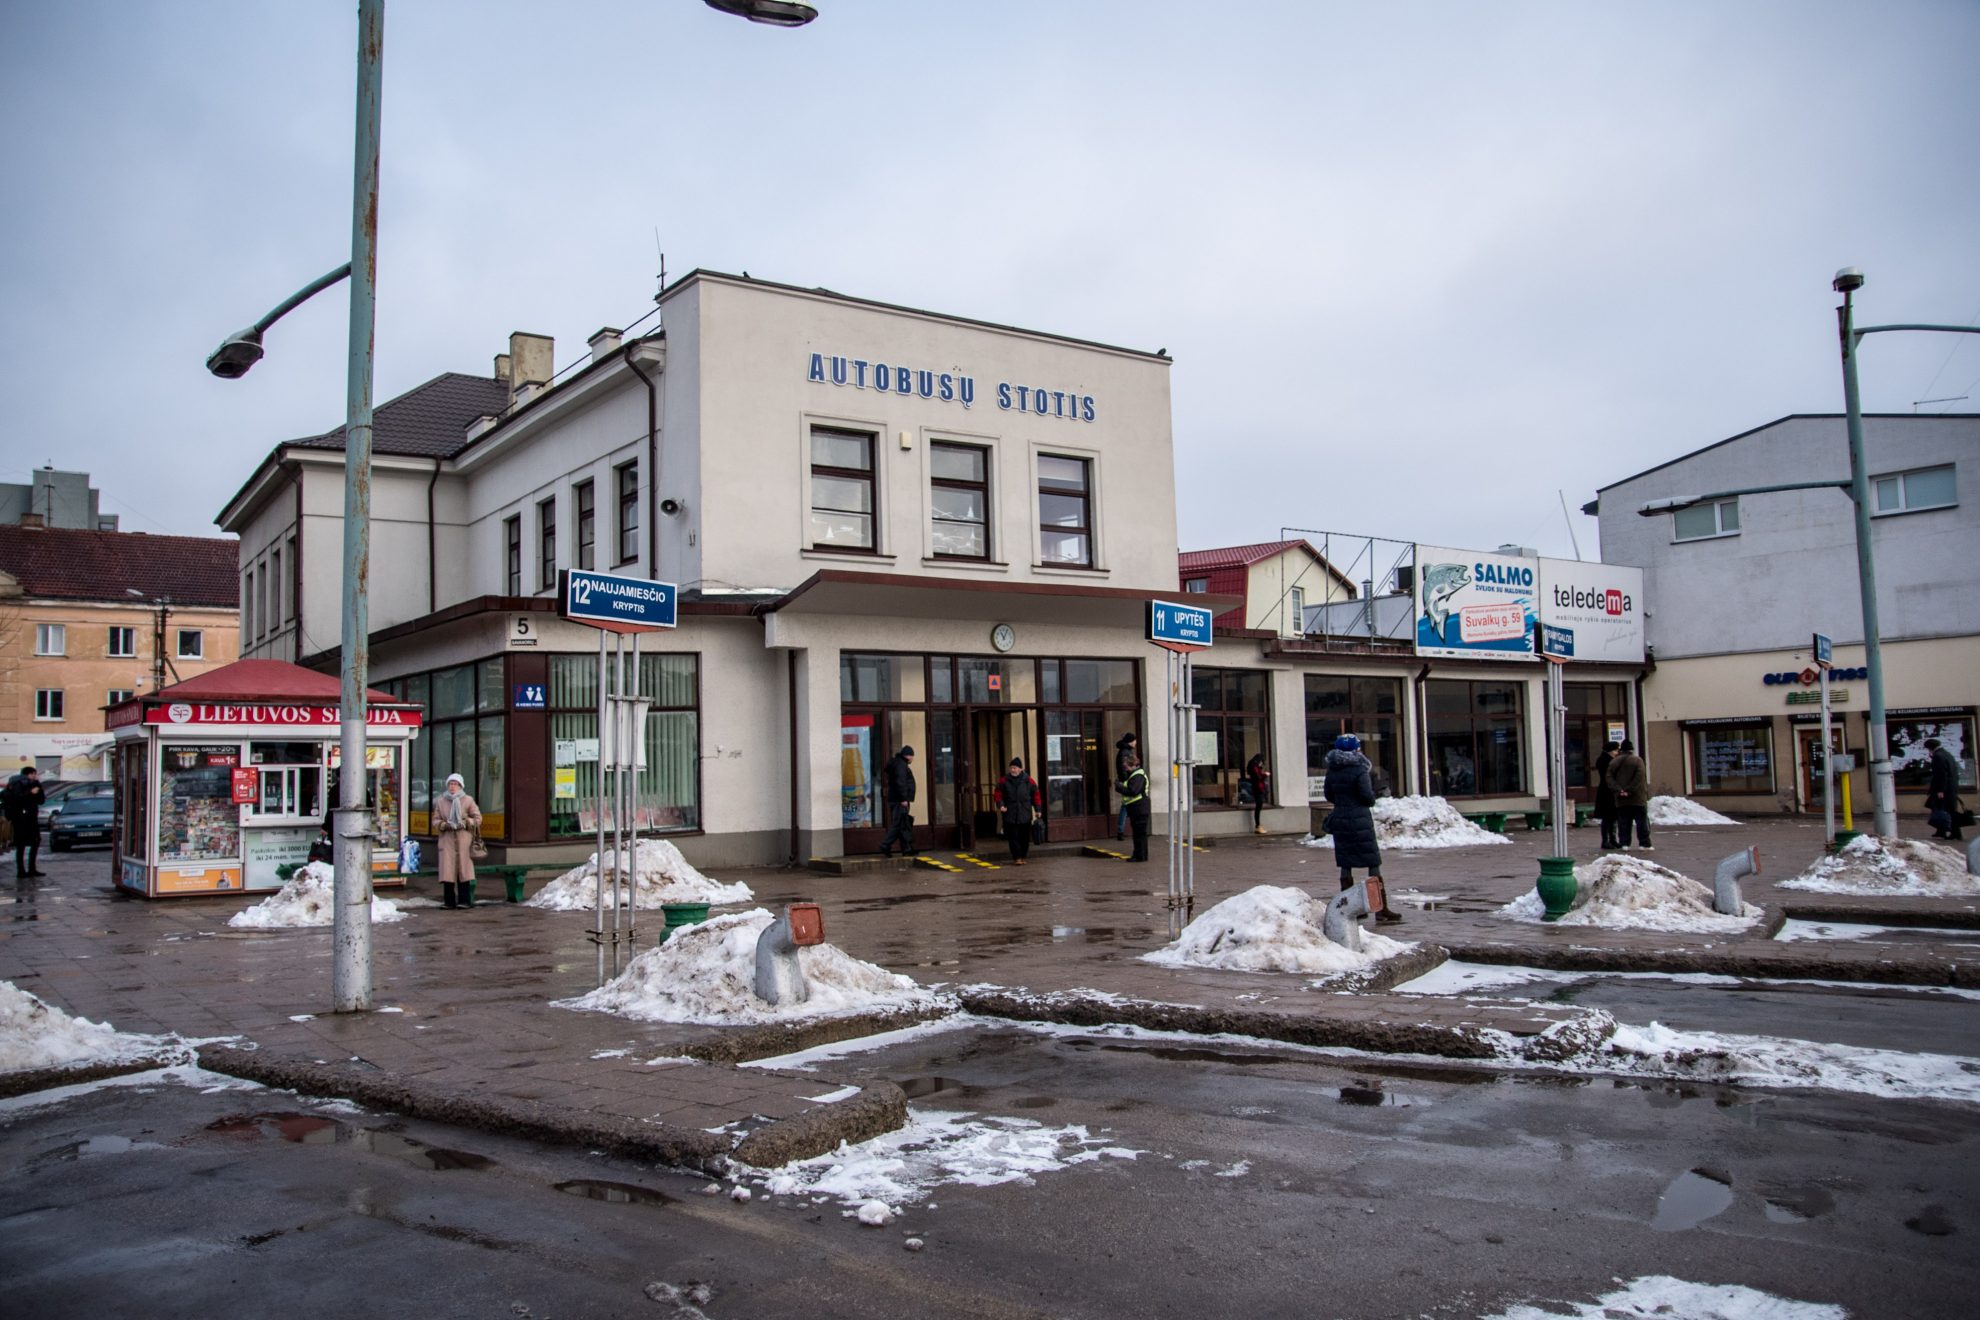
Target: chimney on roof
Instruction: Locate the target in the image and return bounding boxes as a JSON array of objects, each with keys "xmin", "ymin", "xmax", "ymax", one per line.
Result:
[
  {"xmin": 588, "ymin": 327, "xmax": 623, "ymax": 361},
  {"xmin": 507, "ymin": 332, "xmax": 553, "ymax": 410},
  {"xmin": 18, "ymin": 512, "xmax": 44, "ymax": 530},
  {"xmin": 494, "ymin": 353, "xmax": 511, "ymax": 385}
]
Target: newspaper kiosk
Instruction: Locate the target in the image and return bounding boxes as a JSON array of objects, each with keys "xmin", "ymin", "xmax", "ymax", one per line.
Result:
[{"xmin": 105, "ymin": 659, "xmax": 421, "ymax": 898}]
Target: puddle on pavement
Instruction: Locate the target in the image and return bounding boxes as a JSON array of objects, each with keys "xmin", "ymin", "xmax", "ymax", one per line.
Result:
[
  {"xmin": 1760, "ymin": 1183, "xmax": 1836, "ymax": 1223},
  {"xmin": 1651, "ymin": 1167, "xmax": 1734, "ymax": 1231},
  {"xmin": 1905, "ymin": 1205, "xmax": 1955, "ymax": 1236},
  {"xmin": 898, "ymin": 1075, "xmax": 972, "ymax": 1099},
  {"xmin": 1336, "ymin": 1083, "xmax": 1416, "ymax": 1107},
  {"xmin": 554, "ymin": 1179, "xmax": 677, "ymax": 1206},
  {"xmin": 205, "ymin": 1110, "xmax": 494, "ymax": 1170}
]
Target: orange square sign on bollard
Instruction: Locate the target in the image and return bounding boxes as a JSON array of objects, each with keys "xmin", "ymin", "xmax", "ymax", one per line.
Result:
[{"xmin": 786, "ymin": 902, "xmax": 825, "ymax": 947}]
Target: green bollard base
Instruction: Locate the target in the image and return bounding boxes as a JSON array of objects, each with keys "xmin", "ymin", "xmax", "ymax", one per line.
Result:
[
  {"xmin": 1829, "ymin": 830, "xmax": 1863, "ymax": 853},
  {"xmin": 1536, "ymin": 856, "xmax": 1579, "ymax": 922},
  {"xmin": 661, "ymin": 902, "xmax": 711, "ymax": 940}
]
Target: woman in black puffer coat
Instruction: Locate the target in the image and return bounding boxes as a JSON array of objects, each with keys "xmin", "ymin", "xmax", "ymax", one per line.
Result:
[{"xmin": 1323, "ymin": 735, "xmax": 1401, "ymax": 924}]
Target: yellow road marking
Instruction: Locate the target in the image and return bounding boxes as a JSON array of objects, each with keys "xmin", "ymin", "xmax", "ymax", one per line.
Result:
[{"xmin": 952, "ymin": 853, "xmax": 1000, "ymax": 870}]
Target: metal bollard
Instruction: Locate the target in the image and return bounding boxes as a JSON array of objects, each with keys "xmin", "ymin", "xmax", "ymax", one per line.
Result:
[
  {"xmin": 1321, "ymin": 883, "xmax": 1371, "ymax": 952},
  {"xmin": 1967, "ymin": 836, "xmax": 1979, "ymax": 876},
  {"xmin": 753, "ymin": 902, "xmax": 825, "ymax": 1006},
  {"xmin": 1714, "ymin": 845, "xmax": 1760, "ymax": 916}
]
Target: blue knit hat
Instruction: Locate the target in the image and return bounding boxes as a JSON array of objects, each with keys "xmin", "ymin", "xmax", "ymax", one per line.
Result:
[{"xmin": 1333, "ymin": 734, "xmax": 1361, "ymax": 751}]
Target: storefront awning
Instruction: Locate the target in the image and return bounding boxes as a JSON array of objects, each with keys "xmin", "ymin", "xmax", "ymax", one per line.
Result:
[{"xmin": 760, "ymin": 569, "xmax": 1240, "ymax": 631}]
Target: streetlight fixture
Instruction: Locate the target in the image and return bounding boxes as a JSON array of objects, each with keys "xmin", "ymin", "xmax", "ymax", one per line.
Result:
[{"xmin": 703, "ymin": 0, "xmax": 817, "ymax": 25}]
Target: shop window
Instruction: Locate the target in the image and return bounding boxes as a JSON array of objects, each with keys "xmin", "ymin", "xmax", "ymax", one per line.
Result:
[
  {"xmin": 616, "ymin": 461, "xmax": 639, "ymax": 565},
  {"xmin": 1562, "ymin": 682, "xmax": 1630, "ymax": 792},
  {"xmin": 1037, "ymin": 455, "xmax": 1092, "ymax": 566},
  {"xmin": 959, "ymin": 658, "xmax": 1036, "ymax": 704},
  {"xmin": 840, "ymin": 654, "xmax": 927, "ymax": 704},
  {"xmin": 34, "ymin": 689, "xmax": 64, "ymax": 721},
  {"xmin": 397, "ymin": 660, "xmax": 506, "ymax": 838},
  {"xmin": 504, "ymin": 515, "xmax": 522, "ymax": 595},
  {"xmin": 1891, "ymin": 715, "xmax": 1976, "ymax": 790},
  {"xmin": 120, "ymin": 741, "xmax": 149, "ymax": 860},
  {"xmin": 810, "ymin": 426, "xmax": 876, "ymax": 551},
  {"xmin": 1688, "ymin": 723, "xmax": 1774, "ymax": 793},
  {"xmin": 1672, "ymin": 498, "xmax": 1739, "ymax": 541},
  {"xmin": 1190, "ymin": 667, "xmax": 1272, "ymax": 807},
  {"xmin": 1873, "ymin": 463, "xmax": 1956, "ymax": 516},
  {"xmin": 108, "ymin": 626, "xmax": 136, "ymax": 658},
  {"xmin": 930, "ymin": 441, "xmax": 989, "ymax": 559},
  {"xmin": 35, "ymin": 623, "xmax": 65, "ymax": 656},
  {"xmin": 538, "ymin": 495, "xmax": 557, "ymax": 590},
  {"xmin": 1425, "ymin": 679, "xmax": 1525, "ymax": 797},
  {"xmin": 547, "ymin": 652, "xmax": 699, "ymax": 838},
  {"xmin": 177, "ymin": 629, "xmax": 204, "ymax": 660},
  {"xmin": 157, "ymin": 744, "xmax": 240, "ymax": 862},
  {"xmin": 1305, "ymin": 674, "xmax": 1403, "ymax": 798},
  {"xmin": 328, "ymin": 743, "xmax": 404, "ymax": 853},
  {"xmin": 575, "ymin": 479, "xmax": 596, "ymax": 570},
  {"xmin": 1064, "ymin": 659, "xmax": 1136, "ymax": 706}
]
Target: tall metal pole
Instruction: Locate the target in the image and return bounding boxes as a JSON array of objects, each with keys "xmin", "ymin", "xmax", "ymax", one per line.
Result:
[
  {"xmin": 594, "ymin": 627, "xmax": 607, "ymax": 983},
  {"xmin": 1547, "ymin": 660, "xmax": 1568, "ymax": 859},
  {"xmin": 1835, "ymin": 282, "xmax": 1897, "ymax": 838},
  {"xmin": 1819, "ymin": 665, "xmax": 1835, "ymax": 846},
  {"xmin": 333, "ymin": 0, "xmax": 383, "ymax": 1013}
]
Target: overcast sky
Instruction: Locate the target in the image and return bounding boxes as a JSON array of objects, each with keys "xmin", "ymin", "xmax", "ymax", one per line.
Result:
[{"xmin": 3, "ymin": 1, "xmax": 1975, "ymax": 565}]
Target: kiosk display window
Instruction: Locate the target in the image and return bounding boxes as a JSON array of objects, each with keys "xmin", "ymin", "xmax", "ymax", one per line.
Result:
[
  {"xmin": 157, "ymin": 744, "xmax": 242, "ymax": 862},
  {"xmin": 249, "ymin": 740, "xmax": 325, "ymax": 821}
]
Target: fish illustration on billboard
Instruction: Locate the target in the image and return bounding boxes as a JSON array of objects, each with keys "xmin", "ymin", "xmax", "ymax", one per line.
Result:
[{"xmin": 1417, "ymin": 561, "xmax": 1470, "ymax": 648}]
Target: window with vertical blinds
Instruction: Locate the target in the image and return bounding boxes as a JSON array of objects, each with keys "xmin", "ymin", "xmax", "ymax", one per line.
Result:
[{"xmin": 548, "ymin": 653, "xmax": 699, "ymax": 836}]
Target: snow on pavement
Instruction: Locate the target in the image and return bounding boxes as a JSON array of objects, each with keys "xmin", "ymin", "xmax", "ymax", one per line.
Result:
[
  {"xmin": 1481, "ymin": 1274, "xmax": 1846, "ymax": 1319},
  {"xmin": 1, "ymin": 980, "xmax": 174, "ymax": 1075},
  {"xmin": 527, "ymin": 837, "xmax": 753, "ymax": 910},
  {"xmin": 1299, "ymin": 795, "xmax": 1510, "ymax": 850},
  {"xmin": 1649, "ymin": 796, "xmax": 1739, "ymax": 826},
  {"xmin": 1779, "ymin": 834, "xmax": 1978, "ymax": 897},
  {"xmin": 1497, "ymin": 853, "xmax": 1761, "ymax": 933},
  {"xmin": 226, "ymin": 862, "xmax": 406, "ymax": 929},
  {"xmin": 556, "ymin": 908, "xmax": 946, "ymax": 1024},
  {"xmin": 1776, "ymin": 918, "xmax": 1980, "ymax": 944},
  {"xmin": 1140, "ymin": 885, "xmax": 1413, "ymax": 975},
  {"xmin": 1393, "ymin": 959, "xmax": 1980, "ymax": 1002}
]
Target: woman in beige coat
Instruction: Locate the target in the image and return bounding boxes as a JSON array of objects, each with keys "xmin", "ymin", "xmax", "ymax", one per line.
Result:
[{"xmin": 435, "ymin": 772, "xmax": 482, "ymax": 908}]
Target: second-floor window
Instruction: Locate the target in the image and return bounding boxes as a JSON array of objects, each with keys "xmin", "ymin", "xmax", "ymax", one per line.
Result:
[
  {"xmin": 809, "ymin": 426, "xmax": 876, "ymax": 551},
  {"xmin": 1873, "ymin": 464, "xmax": 1956, "ymax": 515},
  {"xmin": 270, "ymin": 548, "xmax": 282, "ymax": 629},
  {"xmin": 34, "ymin": 623, "xmax": 65, "ymax": 655},
  {"xmin": 1673, "ymin": 497, "xmax": 1739, "ymax": 541},
  {"xmin": 1184, "ymin": 577, "xmax": 1209, "ymax": 593},
  {"xmin": 1289, "ymin": 586, "xmax": 1305, "ymax": 633},
  {"xmin": 575, "ymin": 480, "xmax": 596, "ymax": 570},
  {"xmin": 245, "ymin": 570, "xmax": 257, "ymax": 639},
  {"xmin": 107, "ymin": 626, "xmax": 136, "ymax": 658},
  {"xmin": 176, "ymin": 629, "xmax": 204, "ymax": 660},
  {"xmin": 1038, "ymin": 454, "xmax": 1093, "ymax": 566},
  {"xmin": 538, "ymin": 496, "xmax": 557, "ymax": 590},
  {"xmin": 930, "ymin": 441, "xmax": 989, "ymax": 559},
  {"xmin": 35, "ymin": 689, "xmax": 64, "ymax": 720},
  {"xmin": 504, "ymin": 515, "xmax": 522, "ymax": 594},
  {"xmin": 107, "ymin": 688, "xmax": 133, "ymax": 706},
  {"xmin": 616, "ymin": 461, "xmax": 639, "ymax": 564}
]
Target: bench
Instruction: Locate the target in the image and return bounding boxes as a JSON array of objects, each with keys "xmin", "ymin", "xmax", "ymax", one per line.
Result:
[{"xmin": 1464, "ymin": 812, "xmax": 1509, "ymax": 834}]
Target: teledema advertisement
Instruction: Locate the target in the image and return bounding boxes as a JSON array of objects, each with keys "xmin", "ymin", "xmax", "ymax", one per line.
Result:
[
  {"xmin": 1413, "ymin": 546, "xmax": 1539, "ymax": 660},
  {"xmin": 1537, "ymin": 558, "xmax": 1645, "ymax": 663}
]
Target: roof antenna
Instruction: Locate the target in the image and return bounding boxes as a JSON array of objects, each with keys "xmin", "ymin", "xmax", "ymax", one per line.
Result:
[
  {"xmin": 1558, "ymin": 489, "xmax": 1584, "ymax": 561},
  {"xmin": 652, "ymin": 230, "xmax": 667, "ymax": 304}
]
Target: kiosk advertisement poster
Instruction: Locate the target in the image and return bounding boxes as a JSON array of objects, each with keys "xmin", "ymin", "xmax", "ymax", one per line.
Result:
[
  {"xmin": 1537, "ymin": 557, "xmax": 1645, "ymax": 663},
  {"xmin": 1414, "ymin": 545, "xmax": 1539, "ymax": 660}
]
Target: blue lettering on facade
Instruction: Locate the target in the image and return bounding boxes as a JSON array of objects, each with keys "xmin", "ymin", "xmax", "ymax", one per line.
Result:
[
  {"xmin": 959, "ymin": 377, "xmax": 974, "ymax": 409},
  {"xmin": 939, "ymin": 373, "xmax": 954, "ymax": 401},
  {"xmin": 1015, "ymin": 385, "xmax": 1031, "ymax": 412},
  {"xmin": 808, "ymin": 353, "xmax": 824, "ymax": 383},
  {"xmin": 997, "ymin": 382, "xmax": 1012, "ymax": 410},
  {"xmin": 917, "ymin": 369, "xmax": 935, "ymax": 399},
  {"xmin": 808, "ymin": 354, "xmax": 1089, "ymax": 422},
  {"xmin": 1082, "ymin": 395, "xmax": 1095, "ymax": 421},
  {"xmin": 895, "ymin": 365, "xmax": 912, "ymax": 394},
  {"xmin": 873, "ymin": 362, "xmax": 891, "ymax": 393},
  {"xmin": 852, "ymin": 359, "xmax": 869, "ymax": 388},
  {"xmin": 832, "ymin": 356, "xmax": 848, "ymax": 385}
]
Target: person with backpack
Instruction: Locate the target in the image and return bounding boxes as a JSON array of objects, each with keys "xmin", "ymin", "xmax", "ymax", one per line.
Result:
[
  {"xmin": 1323, "ymin": 736, "xmax": 1401, "ymax": 925},
  {"xmin": 1119, "ymin": 752, "xmax": 1152, "ymax": 862},
  {"xmin": 994, "ymin": 757, "xmax": 1044, "ymax": 865},
  {"xmin": 1244, "ymin": 751, "xmax": 1271, "ymax": 834}
]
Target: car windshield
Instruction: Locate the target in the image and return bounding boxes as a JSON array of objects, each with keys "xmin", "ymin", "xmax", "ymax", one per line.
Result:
[{"xmin": 60, "ymin": 799, "xmax": 114, "ymax": 818}]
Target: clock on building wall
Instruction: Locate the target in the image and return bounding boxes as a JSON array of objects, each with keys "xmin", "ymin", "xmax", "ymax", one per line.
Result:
[{"xmin": 990, "ymin": 623, "xmax": 1016, "ymax": 653}]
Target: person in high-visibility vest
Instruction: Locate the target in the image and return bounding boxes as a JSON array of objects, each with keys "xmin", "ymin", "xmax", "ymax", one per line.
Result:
[{"xmin": 1119, "ymin": 753, "xmax": 1152, "ymax": 862}]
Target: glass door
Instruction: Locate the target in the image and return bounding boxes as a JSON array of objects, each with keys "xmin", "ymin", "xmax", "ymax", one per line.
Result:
[
  {"xmin": 1799, "ymin": 725, "xmax": 1847, "ymax": 811},
  {"xmin": 1044, "ymin": 710, "xmax": 1108, "ymax": 841}
]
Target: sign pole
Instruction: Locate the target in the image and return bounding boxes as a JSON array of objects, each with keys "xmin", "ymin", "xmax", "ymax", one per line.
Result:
[
  {"xmin": 626, "ymin": 629, "xmax": 641, "ymax": 948},
  {"xmin": 1548, "ymin": 656, "xmax": 1568, "ymax": 859},
  {"xmin": 594, "ymin": 627, "xmax": 608, "ymax": 983},
  {"xmin": 1815, "ymin": 632, "xmax": 1836, "ymax": 846},
  {"xmin": 1147, "ymin": 598, "xmax": 1213, "ymax": 940},
  {"xmin": 1182, "ymin": 650, "xmax": 1196, "ymax": 919}
]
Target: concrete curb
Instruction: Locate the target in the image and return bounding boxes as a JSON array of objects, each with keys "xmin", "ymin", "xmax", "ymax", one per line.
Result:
[
  {"xmin": 0, "ymin": 1055, "xmax": 181, "ymax": 1101},
  {"xmin": 1309, "ymin": 942, "xmax": 1449, "ymax": 994},
  {"xmin": 1435, "ymin": 939, "xmax": 1977, "ymax": 987},
  {"xmin": 1778, "ymin": 902, "xmax": 1980, "ymax": 929},
  {"xmin": 731, "ymin": 1082, "xmax": 907, "ymax": 1167},
  {"xmin": 678, "ymin": 1006, "xmax": 956, "ymax": 1064}
]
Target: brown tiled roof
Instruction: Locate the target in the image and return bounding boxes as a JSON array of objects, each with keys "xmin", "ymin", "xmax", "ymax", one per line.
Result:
[
  {"xmin": 0, "ymin": 525, "xmax": 239, "ymax": 607},
  {"xmin": 292, "ymin": 371, "xmax": 509, "ymax": 459}
]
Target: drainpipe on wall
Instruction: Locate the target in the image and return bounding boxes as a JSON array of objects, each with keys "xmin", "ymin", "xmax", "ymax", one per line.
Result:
[
  {"xmin": 1633, "ymin": 671, "xmax": 1648, "ymax": 770},
  {"xmin": 426, "ymin": 457, "xmax": 442, "ymax": 614},
  {"xmin": 788, "ymin": 651, "xmax": 801, "ymax": 867},
  {"xmin": 624, "ymin": 346, "xmax": 661, "ymax": 577},
  {"xmin": 1412, "ymin": 662, "xmax": 1432, "ymax": 795}
]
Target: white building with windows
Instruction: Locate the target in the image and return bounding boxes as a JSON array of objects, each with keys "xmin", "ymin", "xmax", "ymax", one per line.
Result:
[
  {"xmin": 217, "ymin": 271, "xmax": 1277, "ymax": 865},
  {"xmin": 1590, "ymin": 412, "xmax": 1980, "ymax": 815}
]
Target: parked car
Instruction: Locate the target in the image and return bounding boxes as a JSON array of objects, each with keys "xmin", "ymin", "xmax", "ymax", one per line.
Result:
[
  {"xmin": 48, "ymin": 793, "xmax": 116, "ymax": 851},
  {"xmin": 37, "ymin": 780, "xmax": 109, "ymax": 828}
]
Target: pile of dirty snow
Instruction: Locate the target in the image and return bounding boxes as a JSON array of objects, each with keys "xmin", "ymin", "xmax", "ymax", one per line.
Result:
[
  {"xmin": 1648, "ymin": 795, "xmax": 1737, "ymax": 826},
  {"xmin": 1779, "ymin": 834, "xmax": 1976, "ymax": 897},
  {"xmin": 1, "ymin": 981, "xmax": 172, "ymax": 1074},
  {"xmin": 1497, "ymin": 854, "xmax": 1760, "ymax": 932},
  {"xmin": 557, "ymin": 908, "xmax": 943, "ymax": 1024},
  {"xmin": 1141, "ymin": 885, "xmax": 1413, "ymax": 975},
  {"xmin": 527, "ymin": 838, "xmax": 752, "ymax": 910},
  {"xmin": 1301, "ymin": 795, "xmax": 1510, "ymax": 850},
  {"xmin": 1482, "ymin": 1274, "xmax": 1847, "ymax": 1320},
  {"xmin": 226, "ymin": 862, "xmax": 406, "ymax": 929}
]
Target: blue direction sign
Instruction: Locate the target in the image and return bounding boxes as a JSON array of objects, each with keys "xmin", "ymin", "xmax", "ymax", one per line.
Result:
[
  {"xmin": 1147, "ymin": 599, "xmax": 1214, "ymax": 652},
  {"xmin": 1812, "ymin": 632, "xmax": 1833, "ymax": 669},
  {"xmin": 513, "ymin": 682, "xmax": 547, "ymax": 709},
  {"xmin": 560, "ymin": 568, "xmax": 678, "ymax": 632},
  {"xmin": 1540, "ymin": 623, "xmax": 1574, "ymax": 660}
]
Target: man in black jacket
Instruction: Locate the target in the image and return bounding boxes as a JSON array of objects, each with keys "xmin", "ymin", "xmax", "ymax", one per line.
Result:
[
  {"xmin": 3, "ymin": 766, "xmax": 48, "ymax": 878},
  {"xmin": 1593, "ymin": 741, "xmax": 1619, "ymax": 849},
  {"xmin": 879, "ymin": 745, "xmax": 917, "ymax": 857},
  {"xmin": 1925, "ymin": 738, "xmax": 1965, "ymax": 841}
]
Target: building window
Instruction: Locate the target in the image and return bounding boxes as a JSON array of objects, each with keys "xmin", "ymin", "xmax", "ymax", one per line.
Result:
[
  {"xmin": 1306, "ymin": 675, "xmax": 1403, "ymax": 799},
  {"xmin": 35, "ymin": 689, "xmax": 65, "ymax": 721},
  {"xmin": 538, "ymin": 495, "xmax": 557, "ymax": 590},
  {"xmin": 504, "ymin": 515, "xmax": 521, "ymax": 595},
  {"xmin": 244, "ymin": 571, "xmax": 257, "ymax": 640},
  {"xmin": 1892, "ymin": 714, "xmax": 1975, "ymax": 790},
  {"xmin": 549, "ymin": 652, "xmax": 699, "ymax": 838},
  {"xmin": 1184, "ymin": 577, "xmax": 1209, "ymax": 593},
  {"xmin": 1038, "ymin": 455, "xmax": 1093, "ymax": 566},
  {"xmin": 176, "ymin": 630, "xmax": 204, "ymax": 660},
  {"xmin": 1288, "ymin": 586, "xmax": 1305, "ymax": 634},
  {"xmin": 398, "ymin": 659, "xmax": 507, "ymax": 840},
  {"xmin": 270, "ymin": 548, "xmax": 282, "ymax": 629},
  {"xmin": 1191, "ymin": 667, "xmax": 1271, "ymax": 808},
  {"xmin": 615, "ymin": 461, "xmax": 639, "ymax": 565},
  {"xmin": 1672, "ymin": 498, "xmax": 1739, "ymax": 541},
  {"xmin": 1873, "ymin": 464, "xmax": 1956, "ymax": 516},
  {"xmin": 574, "ymin": 480, "xmax": 596, "ymax": 570},
  {"xmin": 810, "ymin": 426, "xmax": 876, "ymax": 551},
  {"xmin": 108, "ymin": 689, "xmax": 134, "ymax": 707},
  {"xmin": 34, "ymin": 623, "xmax": 65, "ymax": 656},
  {"xmin": 107, "ymin": 626, "xmax": 136, "ymax": 658},
  {"xmin": 929, "ymin": 441, "xmax": 989, "ymax": 559},
  {"xmin": 1563, "ymin": 682, "xmax": 1631, "ymax": 793},
  {"xmin": 1425, "ymin": 679, "xmax": 1525, "ymax": 797},
  {"xmin": 1687, "ymin": 722, "xmax": 1775, "ymax": 793}
]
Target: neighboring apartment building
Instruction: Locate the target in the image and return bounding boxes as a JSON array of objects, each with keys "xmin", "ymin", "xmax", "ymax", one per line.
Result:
[
  {"xmin": 1178, "ymin": 539, "xmax": 1356, "ymax": 639},
  {"xmin": 1590, "ymin": 412, "xmax": 1979, "ymax": 815},
  {"xmin": 0, "ymin": 467, "xmax": 120, "ymax": 532},
  {"xmin": 0, "ymin": 524, "xmax": 239, "ymax": 778},
  {"xmin": 219, "ymin": 270, "xmax": 1204, "ymax": 864}
]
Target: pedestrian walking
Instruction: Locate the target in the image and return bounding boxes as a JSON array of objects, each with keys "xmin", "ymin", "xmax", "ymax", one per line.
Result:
[
  {"xmin": 1119, "ymin": 753, "xmax": 1152, "ymax": 862},
  {"xmin": 1593, "ymin": 741, "xmax": 1619, "ymax": 849},
  {"xmin": 1244, "ymin": 751, "xmax": 1271, "ymax": 834},
  {"xmin": 994, "ymin": 757, "xmax": 1043, "ymax": 865},
  {"xmin": 1114, "ymin": 732, "xmax": 1139, "ymax": 841},
  {"xmin": 1924, "ymin": 737, "xmax": 1966, "ymax": 841},
  {"xmin": 434, "ymin": 772, "xmax": 483, "ymax": 908},
  {"xmin": 879, "ymin": 745, "xmax": 917, "ymax": 857},
  {"xmin": 1607, "ymin": 740, "xmax": 1652, "ymax": 850},
  {"xmin": 3, "ymin": 766, "xmax": 47, "ymax": 879},
  {"xmin": 1323, "ymin": 736, "xmax": 1400, "ymax": 924}
]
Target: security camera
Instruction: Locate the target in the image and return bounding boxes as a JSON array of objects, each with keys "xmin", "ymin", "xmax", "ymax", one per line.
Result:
[
  {"xmin": 206, "ymin": 329, "xmax": 266, "ymax": 379},
  {"xmin": 1832, "ymin": 267, "xmax": 1865, "ymax": 294},
  {"xmin": 659, "ymin": 498, "xmax": 684, "ymax": 517}
]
